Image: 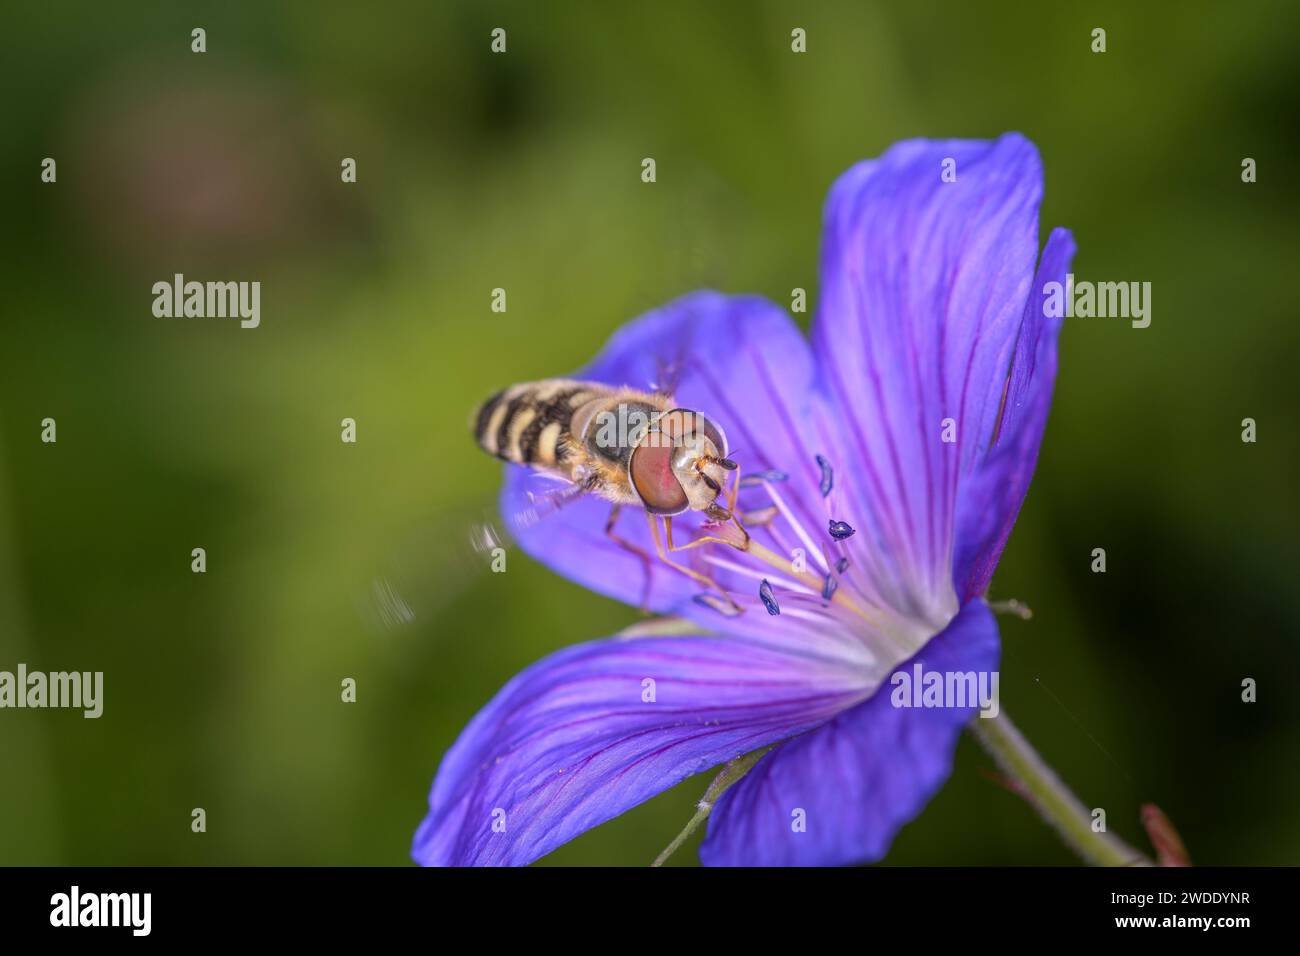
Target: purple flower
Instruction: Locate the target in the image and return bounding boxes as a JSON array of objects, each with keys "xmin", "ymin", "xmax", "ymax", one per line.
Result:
[{"xmin": 413, "ymin": 133, "xmax": 1075, "ymax": 866}]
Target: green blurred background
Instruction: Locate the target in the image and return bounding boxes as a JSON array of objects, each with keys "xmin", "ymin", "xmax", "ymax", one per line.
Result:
[{"xmin": 1, "ymin": 0, "xmax": 1297, "ymax": 865}]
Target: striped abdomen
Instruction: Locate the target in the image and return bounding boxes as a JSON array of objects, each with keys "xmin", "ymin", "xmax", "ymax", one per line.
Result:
[{"xmin": 473, "ymin": 379, "xmax": 610, "ymax": 470}]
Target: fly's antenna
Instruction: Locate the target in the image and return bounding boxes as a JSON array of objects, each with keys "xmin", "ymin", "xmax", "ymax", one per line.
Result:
[{"xmin": 699, "ymin": 454, "xmax": 737, "ymax": 471}]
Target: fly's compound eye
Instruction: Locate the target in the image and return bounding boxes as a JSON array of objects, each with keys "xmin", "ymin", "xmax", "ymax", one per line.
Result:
[
  {"xmin": 629, "ymin": 439, "xmax": 689, "ymax": 515},
  {"xmin": 655, "ymin": 408, "xmax": 728, "ymax": 458},
  {"xmin": 633, "ymin": 407, "xmax": 734, "ymax": 514}
]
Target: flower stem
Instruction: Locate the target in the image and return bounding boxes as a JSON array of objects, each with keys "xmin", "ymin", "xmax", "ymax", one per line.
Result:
[
  {"xmin": 968, "ymin": 711, "xmax": 1150, "ymax": 866},
  {"xmin": 651, "ymin": 806, "xmax": 710, "ymax": 868},
  {"xmin": 651, "ymin": 748, "xmax": 770, "ymax": 867}
]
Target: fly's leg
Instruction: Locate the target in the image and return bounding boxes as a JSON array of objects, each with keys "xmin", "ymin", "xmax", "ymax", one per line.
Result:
[
  {"xmin": 725, "ymin": 462, "xmax": 777, "ymax": 528},
  {"xmin": 672, "ymin": 463, "xmax": 752, "ymax": 553},
  {"xmin": 664, "ymin": 513, "xmax": 750, "ymax": 556},
  {"xmin": 645, "ymin": 513, "xmax": 743, "ymax": 613},
  {"xmin": 605, "ymin": 505, "xmax": 654, "ymax": 614},
  {"xmin": 725, "ymin": 461, "xmax": 741, "ymax": 513}
]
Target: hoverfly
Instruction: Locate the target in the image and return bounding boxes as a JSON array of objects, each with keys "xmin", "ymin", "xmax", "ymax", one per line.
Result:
[{"xmin": 473, "ymin": 379, "xmax": 751, "ymax": 608}]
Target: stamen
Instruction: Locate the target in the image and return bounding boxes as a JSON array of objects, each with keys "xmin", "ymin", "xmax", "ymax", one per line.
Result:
[
  {"xmin": 836, "ymin": 556, "xmax": 850, "ymax": 574},
  {"xmin": 701, "ymin": 554, "xmax": 814, "ymax": 596},
  {"xmin": 815, "ymin": 454, "xmax": 834, "ymax": 497},
  {"xmin": 764, "ymin": 480, "xmax": 830, "ymax": 574},
  {"xmin": 828, "ymin": 520, "xmax": 856, "ymax": 540},
  {"xmin": 678, "ymin": 458, "xmax": 886, "ymax": 630},
  {"xmin": 692, "ymin": 594, "xmax": 742, "ymax": 618},
  {"xmin": 822, "ymin": 573, "xmax": 838, "ymax": 601},
  {"xmin": 744, "ymin": 538, "xmax": 879, "ymax": 626},
  {"xmin": 739, "ymin": 470, "xmax": 788, "ymax": 488},
  {"xmin": 740, "ymin": 505, "xmax": 780, "ymax": 526}
]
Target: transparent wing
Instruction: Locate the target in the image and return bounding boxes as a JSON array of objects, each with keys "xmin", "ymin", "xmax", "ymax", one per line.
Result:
[{"xmin": 502, "ymin": 469, "xmax": 589, "ymax": 535}]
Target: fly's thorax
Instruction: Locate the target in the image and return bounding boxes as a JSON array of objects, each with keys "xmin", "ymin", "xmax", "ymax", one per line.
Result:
[{"xmin": 575, "ymin": 396, "xmax": 666, "ymax": 469}]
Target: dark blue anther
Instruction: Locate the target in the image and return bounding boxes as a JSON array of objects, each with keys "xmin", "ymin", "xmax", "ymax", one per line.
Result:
[
  {"xmin": 739, "ymin": 470, "xmax": 789, "ymax": 488},
  {"xmin": 822, "ymin": 573, "xmax": 838, "ymax": 601},
  {"xmin": 815, "ymin": 454, "xmax": 833, "ymax": 497},
  {"xmin": 759, "ymin": 579, "xmax": 780, "ymax": 615},
  {"xmin": 828, "ymin": 520, "xmax": 855, "ymax": 540},
  {"xmin": 836, "ymin": 556, "xmax": 850, "ymax": 574}
]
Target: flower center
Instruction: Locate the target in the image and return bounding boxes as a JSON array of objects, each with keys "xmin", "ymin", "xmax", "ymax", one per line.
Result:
[{"xmin": 689, "ymin": 456, "xmax": 958, "ymax": 665}]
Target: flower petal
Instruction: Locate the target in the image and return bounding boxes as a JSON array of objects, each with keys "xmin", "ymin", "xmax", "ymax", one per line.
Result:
[
  {"xmin": 811, "ymin": 134, "xmax": 1046, "ymax": 626},
  {"xmin": 954, "ymin": 227, "xmax": 1076, "ymax": 600},
  {"xmin": 412, "ymin": 630, "xmax": 870, "ymax": 866},
  {"xmin": 501, "ymin": 290, "xmax": 831, "ymax": 614},
  {"xmin": 698, "ymin": 598, "xmax": 999, "ymax": 866}
]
